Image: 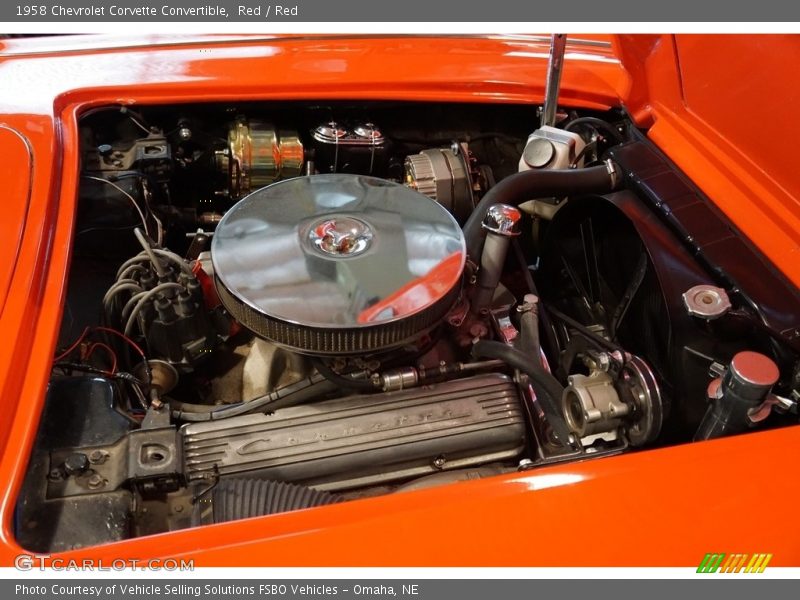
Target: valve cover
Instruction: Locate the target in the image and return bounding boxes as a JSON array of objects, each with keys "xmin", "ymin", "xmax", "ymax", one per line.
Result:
[{"xmin": 180, "ymin": 374, "xmax": 525, "ymax": 491}]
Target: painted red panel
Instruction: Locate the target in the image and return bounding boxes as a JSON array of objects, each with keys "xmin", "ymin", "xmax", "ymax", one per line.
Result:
[{"xmin": 0, "ymin": 34, "xmax": 796, "ymax": 567}]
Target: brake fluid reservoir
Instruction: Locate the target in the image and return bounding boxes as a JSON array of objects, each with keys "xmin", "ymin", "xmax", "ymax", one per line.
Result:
[{"xmin": 518, "ymin": 125, "xmax": 586, "ymax": 220}]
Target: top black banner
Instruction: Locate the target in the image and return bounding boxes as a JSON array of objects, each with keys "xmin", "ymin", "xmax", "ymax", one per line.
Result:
[{"xmin": 2, "ymin": 0, "xmax": 800, "ymax": 22}]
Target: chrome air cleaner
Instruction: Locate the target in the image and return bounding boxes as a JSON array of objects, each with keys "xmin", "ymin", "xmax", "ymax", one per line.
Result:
[{"xmin": 212, "ymin": 174, "xmax": 465, "ymax": 355}]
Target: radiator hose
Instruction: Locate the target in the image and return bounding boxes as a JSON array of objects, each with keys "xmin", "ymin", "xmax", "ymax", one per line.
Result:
[
  {"xmin": 472, "ymin": 340, "xmax": 574, "ymax": 448},
  {"xmin": 462, "ymin": 161, "xmax": 620, "ymax": 260}
]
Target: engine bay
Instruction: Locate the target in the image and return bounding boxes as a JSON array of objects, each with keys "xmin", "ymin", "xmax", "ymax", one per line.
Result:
[{"xmin": 15, "ymin": 95, "xmax": 800, "ymax": 552}]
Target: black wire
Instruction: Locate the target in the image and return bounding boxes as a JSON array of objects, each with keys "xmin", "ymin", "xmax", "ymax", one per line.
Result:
[
  {"xmin": 79, "ymin": 105, "xmax": 152, "ymax": 133},
  {"xmin": 52, "ymin": 362, "xmax": 109, "ymax": 376},
  {"xmin": 172, "ymin": 375, "xmax": 338, "ymax": 422},
  {"xmin": 52, "ymin": 362, "xmax": 147, "ymax": 387},
  {"xmin": 191, "ymin": 467, "xmax": 220, "ymax": 504},
  {"xmin": 570, "ymin": 140, "xmax": 598, "ymax": 168},
  {"xmin": 564, "ymin": 117, "xmax": 625, "ymax": 144},
  {"xmin": 88, "ymin": 327, "xmax": 152, "ymax": 388},
  {"xmin": 610, "ymin": 252, "xmax": 649, "ymax": 340},
  {"xmin": 77, "ymin": 224, "xmax": 138, "ymax": 236},
  {"xmin": 545, "ymin": 304, "xmax": 625, "ymax": 354},
  {"xmin": 727, "ymin": 310, "xmax": 800, "ymax": 353},
  {"xmin": 388, "ymin": 132, "xmax": 523, "ymax": 146},
  {"xmin": 312, "ymin": 359, "xmax": 379, "ymax": 392}
]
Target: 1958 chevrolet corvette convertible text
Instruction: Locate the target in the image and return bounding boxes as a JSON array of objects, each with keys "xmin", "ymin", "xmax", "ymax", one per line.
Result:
[{"xmin": 0, "ymin": 33, "xmax": 798, "ymax": 566}]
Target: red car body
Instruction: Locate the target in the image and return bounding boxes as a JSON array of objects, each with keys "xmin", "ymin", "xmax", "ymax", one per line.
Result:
[{"xmin": 0, "ymin": 33, "xmax": 798, "ymax": 566}]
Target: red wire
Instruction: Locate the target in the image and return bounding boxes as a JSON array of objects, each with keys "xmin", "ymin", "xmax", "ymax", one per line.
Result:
[
  {"xmin": 91, "ymin": 326, "xmax": 146, "ymax": 358},
  {"xmin": 54, "ymin": 326, "xmax": 144, "ymax": 380},
  {"xmin": 54, "ymin": 327, "xmax": 90, "ymax": 362},
  {"xmin": 86, "ymin": 342, "xmax": 118, "ymax": 374}
]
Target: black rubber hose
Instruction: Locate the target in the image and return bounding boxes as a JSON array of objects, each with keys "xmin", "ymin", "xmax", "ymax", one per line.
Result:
[
  {"xmin": 462, "ymin": 164, "xmax": 618, "ymax": 261},
  {"xmin": 472, "ymin": 340, "xmax": 573, "ymax": 447},
  {"xmin": 517, "ymin": 309, "xmax": 540, "ymax": 359},
  {"xmin": 212, "ymin": 479, "xmax": 341, "ymax": 523},
  {"xmin": 312, "ymin": 359, "xmax": 380, "ymax": 392},
  {"xmin": 564, "ymin": 117, "xmax": 625, "ymax": 144},
  {"xmin": 511, "ymin": 239, "xmax": 562, "ymax": 376}
]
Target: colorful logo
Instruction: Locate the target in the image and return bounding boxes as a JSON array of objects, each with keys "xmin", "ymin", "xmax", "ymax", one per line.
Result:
[{"xmin": 697, "ymin": 553, "xmax": 772, "ymax": 573}]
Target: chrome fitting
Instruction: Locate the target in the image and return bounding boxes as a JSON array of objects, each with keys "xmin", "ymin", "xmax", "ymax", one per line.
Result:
[
  {"xmin": 481, "ymin": 204, "xmax": 522, "ymax": 237},
  {"xmin": 380, "ymin": 367, "xmax": 420, "ymax": 392},
  {"xmin": 604, "ymin": 159, "xmax": 621, "ymax": 189}
]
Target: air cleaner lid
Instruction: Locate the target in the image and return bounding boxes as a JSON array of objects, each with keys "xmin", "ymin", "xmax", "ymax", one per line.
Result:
[{"xmin": 211, "ymin": 174, "xmax": 465, "ymax": 354}]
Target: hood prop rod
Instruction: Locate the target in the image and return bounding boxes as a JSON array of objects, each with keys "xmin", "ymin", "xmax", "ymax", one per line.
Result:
[{"xmin": 541, "ymin": 34, "xmax": 567, "ymax": 128}]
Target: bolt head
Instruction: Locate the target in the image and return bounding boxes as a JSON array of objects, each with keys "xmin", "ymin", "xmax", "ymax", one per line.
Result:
[
  {"xmin": 87, "ymin": 474, "xmax": 105, "ymax": 490},
  {"xmin": 64, "ymin": 453, "xmax": 90, "ymax": 477},
  {"xmin": 88, "ymin": 450, "xmax": 104, "ymax": 463}
]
